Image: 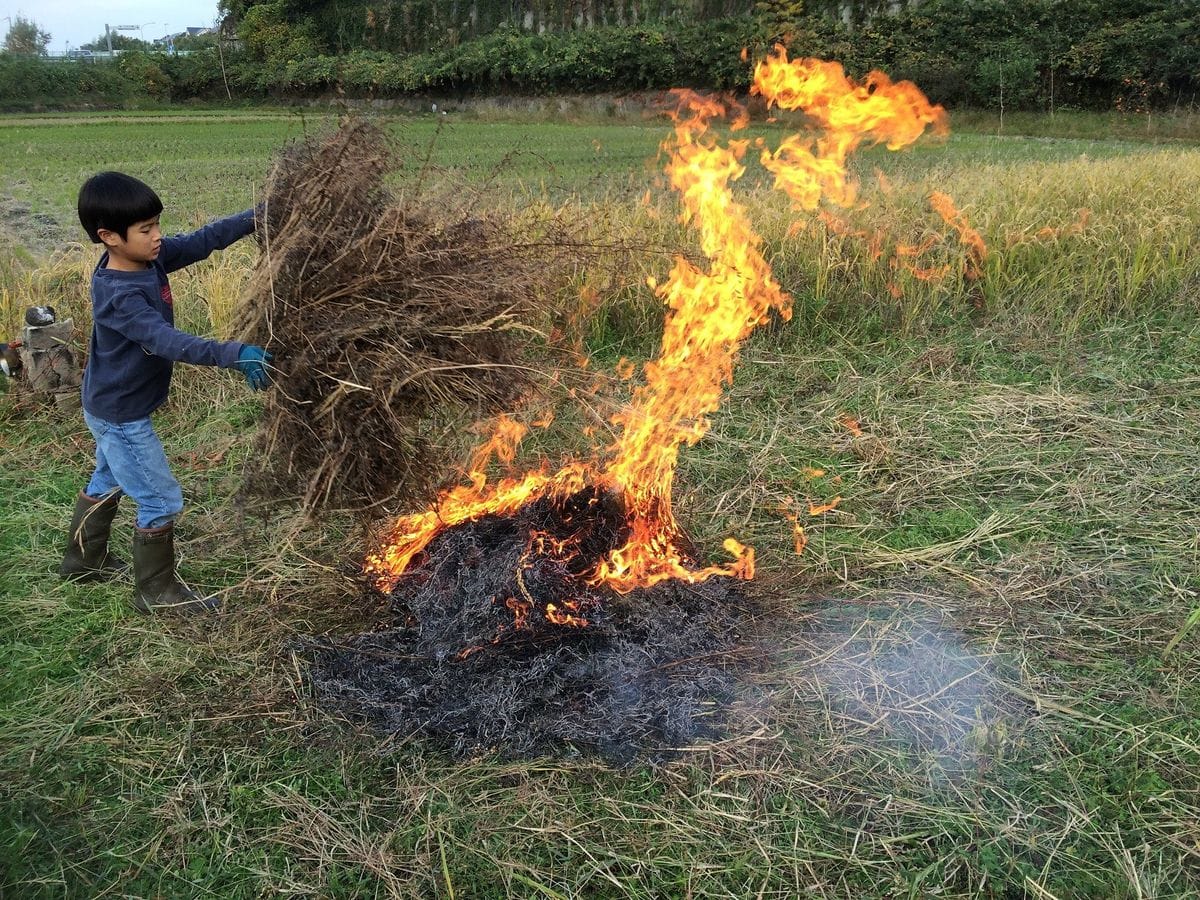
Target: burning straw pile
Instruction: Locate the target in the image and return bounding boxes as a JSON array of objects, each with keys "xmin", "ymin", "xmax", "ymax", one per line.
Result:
[
  {"xmin": 307, "ymin": 487, "xmax": 750, "ymax": 762},
  {"xmin": 298, "ymin": 53, "xmax": 952, "ymax": 762},
  {"xmin": 236, "ymin": 120, "xmax": 566, "ymax": 513}
]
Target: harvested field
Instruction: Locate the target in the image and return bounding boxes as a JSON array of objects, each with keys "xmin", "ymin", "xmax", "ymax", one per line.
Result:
[{"xmin": 2, "ymin": 109, "xmax": 1200, "ymax": 898}]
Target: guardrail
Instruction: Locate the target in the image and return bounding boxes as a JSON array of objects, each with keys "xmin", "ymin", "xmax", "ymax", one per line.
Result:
[{"xmin": 37, "ymin": 49, "xmax": 208, "ymax": 62}]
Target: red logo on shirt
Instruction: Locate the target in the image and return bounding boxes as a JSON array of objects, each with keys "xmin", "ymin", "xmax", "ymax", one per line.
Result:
[{"xmin": 160, "ymin": 284, "xmax": 173, "ymax": 305}]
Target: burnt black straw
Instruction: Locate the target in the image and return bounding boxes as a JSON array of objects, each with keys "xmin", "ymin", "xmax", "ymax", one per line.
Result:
[{"xmin": 305, "ymin": 487, "xmax": 751, "ymax": 763}]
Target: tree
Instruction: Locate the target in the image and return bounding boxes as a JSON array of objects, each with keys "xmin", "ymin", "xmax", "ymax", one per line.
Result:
[
  {"xmin": 237, "ymin": 1, "xmax": 324, "ymax": 62},
  {"xmin": 171, "ymin": 31, "xmax": 218, "ymax": 51},
  {"xmin": 3, "ymin": 15, "xmax": 51, "ymax": 56},
  {"xmin": 80, "ymin": 32, "xmax": 151, "ymax": 52}
]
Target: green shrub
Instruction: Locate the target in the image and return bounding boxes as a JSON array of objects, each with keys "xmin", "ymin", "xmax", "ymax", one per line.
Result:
[
  {"xmin": 162, "ymin": 51, "xmax": 228, "ymax": 98},
  {"xmin": 283, "ymin": 55, "xmax": 339, "ymax": 92},
  {"xmin": 972, "ymin": 43, "xmax": 1041, "ymax": 109},
  {"xmin": 117, "ymin": 51, "xmax": 172, "ymax": 101},
  {"xmin": 0, "ymin": 56, "xmax": 133, "ymax": 107},
  {"xmin": 3, "ymin": 2, "xmax": 1198, "ymax": 111},
  {"xmin": 401, "ymin": 20, "xmax": 764, "ymax": 95},
  {"xmin": 239, "ymin": 0, "xmax": 325, "ymax": 63},
  {"xmin": 339, "ymin": 51, "xmax": 416, "ymax": 93}
]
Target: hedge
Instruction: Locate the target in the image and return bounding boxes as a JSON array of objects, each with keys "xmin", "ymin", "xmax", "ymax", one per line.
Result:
[{"xmin": 1, "ymin": 6, "xmax": 1196, "ymax": 111}]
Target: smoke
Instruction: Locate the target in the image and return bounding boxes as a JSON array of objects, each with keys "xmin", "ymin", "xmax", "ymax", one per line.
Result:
[{"xmin": 784, "ymin": 599, "xmax": 1017, "ymax": 774}]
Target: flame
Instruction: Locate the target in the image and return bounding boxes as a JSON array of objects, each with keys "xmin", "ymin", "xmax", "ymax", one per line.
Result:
[
  {"xmin": 590, "ymin": 89, "xmax": 787, "ymax": 591},
  {"xmin": 366, "ymin": 462, "xmax": 592, "ymax": 583},
  {"xmin": 754, "ymin": 48, "xmax": 947, "ymax": 212},
  {"xmin": 545, "ymin": 601, "xmax": 589, "ymax": 627},
  {"xmin": 787, "ymin": 515, "xmax": 809, "ymax": 555},
  {"xmin": 506, "ymin": 596, "xmax": 532, "ymax": 631},
  {"xmin": 752, "ymin": 51, "xmax": 990, "ymax": 298},
  {"xmin": 907, "ymin": 263, "xmax": 953, "ymax": 282},
  {"xmin": 808, "ymin": 497, "xmax": 842, "ymax": 516},
  {"xmin": 929, "ymin": 191, "xmax": 987, "ymax": 279},
  {"xmin": 467, "ymin": 415, "xmax": 527, "ymax": 486},
  {"xmin": 367, "ymin": 51, "xmax": 946, "ymax": 597}
]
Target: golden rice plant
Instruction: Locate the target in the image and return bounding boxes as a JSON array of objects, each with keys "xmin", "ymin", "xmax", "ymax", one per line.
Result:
[
  {"xmin": 0, "ymin": 243, "xmax": 92, "ymax": 338},
  {"xmin": 170, "ymin": 243, "xmax": 256, "ymax": 340},
  {"xmin": 3, "ymin": 147, "xmax": 1199, "ymax": 353}
]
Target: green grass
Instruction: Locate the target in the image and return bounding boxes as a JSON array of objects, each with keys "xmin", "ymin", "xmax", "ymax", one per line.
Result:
[
  {"xmin": 0, "ymin": 109, "xmax": 1186, "ymax": 229},
  {"xmin": 2, "ymin": 108, "xmax": 1200, "ymax": 897}
]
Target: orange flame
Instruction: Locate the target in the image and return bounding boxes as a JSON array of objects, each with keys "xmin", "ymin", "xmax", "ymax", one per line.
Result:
[
  {"xmin": 751, "ymin": 48, "xmax": 975, "ymax": 300},
  {"xmin": 808, "ymin": 497, "xmax": 842, "ymax": 516},
  {"xmin": 367, "ymin": 53, "xmax": 946, "ymax": 596},
  {"xmin": 545, "ymin": 601, "xmax": 589, "ymax": 627},
  {"xmin": 467, "ymin": 415, "xmax": 527, "ymax": 486},
  {"xmin": 929, "ymin": 191, "xmax": 987, "ymax": 279},
  {"xmin": 786, "ymin": 514, "xmax": 809, "ymax": 555},
  {"xmin": 506, "ymin": 596, "xmax": 532, "ymax": 631},
  {"xmin": 591, "ymin": 89, "xmax": 788, "ymax": 590},
  {"xmin": 754, "ymin": 48, "xmax": 947, "ymax": 211}
]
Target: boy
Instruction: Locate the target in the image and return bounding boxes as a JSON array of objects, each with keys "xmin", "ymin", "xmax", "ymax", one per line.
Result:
[{"xmin": 58, "ymin": 171, "xmax": 272, "ymax": 615}]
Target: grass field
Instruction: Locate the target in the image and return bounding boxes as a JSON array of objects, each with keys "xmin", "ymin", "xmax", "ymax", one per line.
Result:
[{"xmin": 2, "ymin": 107, "xmax": 1199, "ymax": 898}]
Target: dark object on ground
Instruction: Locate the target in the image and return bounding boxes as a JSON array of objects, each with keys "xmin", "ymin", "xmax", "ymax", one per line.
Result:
[
  {"xmin": 305, "ymin": 488, "xmax": 750, "ymax": 762},
  {"xmin": 236, "ymin": 119, "xmax": 573, "ymax": 514},
  {"xmin": 25, "ymin": 304, "xmax": 56, "ymax": 327}
]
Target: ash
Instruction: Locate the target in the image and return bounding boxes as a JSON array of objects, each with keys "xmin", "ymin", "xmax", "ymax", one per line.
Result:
[{"xmin": 305, "ymin": 490, "xmax": 748, "ymax": 762}]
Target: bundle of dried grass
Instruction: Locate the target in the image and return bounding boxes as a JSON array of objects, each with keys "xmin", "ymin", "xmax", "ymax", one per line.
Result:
[{"xmin": 236, "ymin": 119, "xmax": 568, "ymax": 514}]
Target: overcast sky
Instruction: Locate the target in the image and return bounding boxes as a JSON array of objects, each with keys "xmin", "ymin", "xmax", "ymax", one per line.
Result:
[{"xmin": 2, "ymin": 1, "xmax": 221, "ymax": 49}]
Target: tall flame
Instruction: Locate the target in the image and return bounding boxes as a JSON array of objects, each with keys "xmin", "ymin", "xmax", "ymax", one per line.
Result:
[
  {"xmin": 593, "ymin": 89, "xmax": 787, "ymax": 590},
  {"xmin": 754, "ymin": 50, "xmax": 947, "ymax": 211},
  {"xmin": 366, "ymin": 49, "xmax": 946, "ymax": 594}
]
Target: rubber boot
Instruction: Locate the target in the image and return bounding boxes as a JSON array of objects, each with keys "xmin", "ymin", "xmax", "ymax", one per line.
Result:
[
  {"xmin": 131, "ymin": 523, "xmax": 221, "ymax": 614},
  {"xmin": 58, "ymin": 491, "xmax": 130, "ymax": 582}
]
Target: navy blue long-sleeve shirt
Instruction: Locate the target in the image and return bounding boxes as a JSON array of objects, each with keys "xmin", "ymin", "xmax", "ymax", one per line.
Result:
[{"xmin": 82, "ymin": 209, "xmax": 256, "ymax": 422}]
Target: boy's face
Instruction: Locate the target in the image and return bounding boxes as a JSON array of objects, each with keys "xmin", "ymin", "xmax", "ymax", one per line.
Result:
[{"xmin": 98, "ymin": 215, "xmax": 162, "ymax": 266}]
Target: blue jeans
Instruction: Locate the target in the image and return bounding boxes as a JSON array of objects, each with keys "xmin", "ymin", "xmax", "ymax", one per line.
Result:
[{"xmin": 83, "ymin": 409, "xmax": 184, "ymax": 530}]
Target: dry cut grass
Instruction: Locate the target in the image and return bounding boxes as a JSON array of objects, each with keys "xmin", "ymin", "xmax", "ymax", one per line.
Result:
[{"xmin": 3, "ymin": 121, "xmax": 1200, "ymax": 898}]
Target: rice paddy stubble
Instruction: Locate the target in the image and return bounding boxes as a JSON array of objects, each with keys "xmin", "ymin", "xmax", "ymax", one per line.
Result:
[{"xmin": 2, "ymin": 110, "xmax": 1199, "ymax": 897}]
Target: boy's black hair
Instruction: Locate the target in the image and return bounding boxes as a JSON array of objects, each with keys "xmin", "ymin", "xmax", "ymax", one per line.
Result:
[{"xmin": 77, "ymin": 172, "xmax": 163, "ymax": 244}]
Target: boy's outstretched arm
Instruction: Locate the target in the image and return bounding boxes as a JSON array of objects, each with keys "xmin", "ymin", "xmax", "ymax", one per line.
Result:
[
  {"xmin": 107, "ymin": 285, "xmax": 244, "ymax": 367},
  {"xmin": 159, "ymin": 208, "xmax": 257, "ymax": 273}
]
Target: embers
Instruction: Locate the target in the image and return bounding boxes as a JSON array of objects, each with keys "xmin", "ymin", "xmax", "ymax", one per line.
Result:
[{"xmin": 306, "ymin": 486, "xmax": 747, "ymax": 761}]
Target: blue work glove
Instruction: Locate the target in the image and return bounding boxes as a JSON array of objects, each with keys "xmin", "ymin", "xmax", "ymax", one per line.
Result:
[{"xmin": 236, "ymin": 345, "xmax": 273, "ymax": 391}]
